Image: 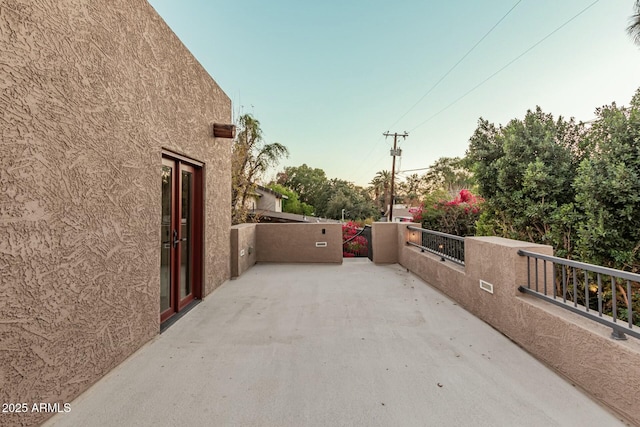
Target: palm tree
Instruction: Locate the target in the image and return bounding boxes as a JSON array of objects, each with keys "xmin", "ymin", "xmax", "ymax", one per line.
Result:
[
  {"xmin": 369, "ymin": 170, "xmax": 391, "ymax": 214},
  {"xmin": 629, "ymin": 0, "xmax": 640, "ymax": 45},
  {"xmin": 403, "ymin": 173, "xmax": 423, "ymax": 205},
  {"xmin": 231, "ymin": 114, "xmax": 289, "ymax": 223},
  {"xmin": 422, "ymin": 157, "xmax": 474, "ymax": 198}
]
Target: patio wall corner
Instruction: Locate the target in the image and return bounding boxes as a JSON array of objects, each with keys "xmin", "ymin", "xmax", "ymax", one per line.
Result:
[{"xmin": 231, "ymin": 223, "xmax": 257, "ymax": 278}]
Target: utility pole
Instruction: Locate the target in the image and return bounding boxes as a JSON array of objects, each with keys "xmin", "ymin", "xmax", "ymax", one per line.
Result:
[{"xmin": 383, "ymin": 131, "xmax": 408, "ymax": 222}]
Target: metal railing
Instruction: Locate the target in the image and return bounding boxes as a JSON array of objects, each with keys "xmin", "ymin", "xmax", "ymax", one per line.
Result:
[
  {"xmin": 406, "ymin": 226, "xmax": 465, "ymax": 266},
  {"xmin": 518, "ymin": 250, "xmax": 640, "ymax": 340}
]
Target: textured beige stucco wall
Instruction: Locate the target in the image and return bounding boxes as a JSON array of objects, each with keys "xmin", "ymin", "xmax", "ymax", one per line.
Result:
[
  {"xmin": 231, "ymin": 224, "xmax": 257, "ymax": 278},
  {"xmin": 0, "ymin": 1, "xmax": 231, "ymax": 426},
  {"xmin": 399, "ymin": 230, "xmax": 640, "ymax": 425},
  {"xmin": 371, "ymin": 222, "xmax": 398, "ymax": 264},
  {"xmin": 256, "ymin": 223, "xmax": 342, "ymax": 264}
]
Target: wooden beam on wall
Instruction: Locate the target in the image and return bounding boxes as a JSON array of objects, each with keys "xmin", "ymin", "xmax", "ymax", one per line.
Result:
[{"xmin": 213, "ymin": 123, "xmax": 235, "ymax": 138}]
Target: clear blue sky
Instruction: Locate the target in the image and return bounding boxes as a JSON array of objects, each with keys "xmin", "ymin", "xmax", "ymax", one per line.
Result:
[{"xmin": 148, "ymin": 0, "xmax": 640, "ymax": 187}]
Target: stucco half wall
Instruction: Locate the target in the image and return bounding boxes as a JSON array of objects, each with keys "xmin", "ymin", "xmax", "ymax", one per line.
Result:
[
  {"xmin": 231, "ymin": 223, "xmax": 258, "ymax": 278},
  {"xmin": 256, "ymin": 223, "xmax": 343, "ymax": 264},
  {"xmin": 0, "ymin": 1, "xmax": 231, "ymax": 426},
  {"xmin": 371, "ymin": 222, "xmax": 399, "ymax": 264}
]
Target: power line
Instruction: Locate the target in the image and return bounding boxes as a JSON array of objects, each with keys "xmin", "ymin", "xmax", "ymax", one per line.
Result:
[
  {"xmin": 349, "ymin": 134, "xmax": 385, "ymax": 182},
  {"xmin": 354, "ymin": 0, "xmax": 599, "ymax": 186},
  {"xmin": 351, "ymin": 1, "xmax": 522, "ymax": 186},
  {"xmin": 398, "ymin": 167, "xmax": 430, "ymax": 173},
  {"xmin": 351, "ymin": 127, "xmax": 406, "ymax": 185},
  {"xmin": 386, "ymin": 0, "xmax": 523, "ymax": 131},
  {"xmin": 409, "ymin": 0, "xmax": 601, "ymax": 133}
]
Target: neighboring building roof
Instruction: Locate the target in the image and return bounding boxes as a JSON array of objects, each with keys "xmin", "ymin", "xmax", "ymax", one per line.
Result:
[
  {"xmin": 383, "ymin": 204, "xmax": 419, "ymax": 222},
  {"xmin": 248, "ymin": 209, "xmax": 339, "ymax": 223},
  {"xmin": 392, "ymin": 207, "xmax": 414, "ymax": 219}
]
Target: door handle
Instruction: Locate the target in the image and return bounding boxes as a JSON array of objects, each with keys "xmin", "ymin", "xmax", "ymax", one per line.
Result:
[{"xmin": 172, "ymin": 229, "xmax": 187, "ymax": 247}]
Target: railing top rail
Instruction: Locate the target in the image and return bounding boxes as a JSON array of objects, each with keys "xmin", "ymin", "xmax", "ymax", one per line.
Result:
[
  {"xmin": 343, "ymin": 226, "xmax": 366, "ymax": 245},
  {"xmin": 406, "ymin": 225, "xmax": 464, "ymax": 242},
  {"xmin": 518, "ymin": 249, "xmax": 640, "ymax": 282},
  {"xmin": 406, "ymin": 241, "xmax": 465, "ymax": 266}
]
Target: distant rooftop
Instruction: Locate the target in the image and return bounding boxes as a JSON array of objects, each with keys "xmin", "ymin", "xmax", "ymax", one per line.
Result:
[{"xmin": 249, "ymin": 209, "xmax": 339, "ymax": 223}]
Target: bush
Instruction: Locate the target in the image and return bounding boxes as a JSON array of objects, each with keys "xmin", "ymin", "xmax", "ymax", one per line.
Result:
[
  {"xmin": 412, "ymin": 189, "xmax": 483, "ymax": 236},
  {"xmin": 342, "ymin": 221, "xmax": 368, "ymax": 256}
]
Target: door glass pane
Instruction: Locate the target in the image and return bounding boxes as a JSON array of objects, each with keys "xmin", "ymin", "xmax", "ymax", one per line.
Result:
[
  {"xmin": 180, "ymin": 171, "xmax": 192, "ymax": 299},
  {"xmin": 160, "ymin": 166, "xmax": 172, "ymax": 312}
]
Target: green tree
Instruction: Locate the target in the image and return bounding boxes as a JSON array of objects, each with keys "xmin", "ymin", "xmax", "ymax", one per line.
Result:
[
  {"xmin": 465, "ymin": 120, "xmax": 503, "ymax": 201},
  {"xmin": 396, "ymin": 173, "xmax": 425, "ymax": 206},
  {"xmin": 232, "ymin": 114, "xmax": 288, "ymax": 224},
  {"xmin": 572, "ymin": 89, "xmax": 640, "ymax": 321},
  {"xmin": 575, "ymin": 89, "xmax": 640, "ymax": 272},
  {"xmin": 276, "ymin": 164, "xmax": 328, "ymax": 214},
  {"xmin": 422, "ymin": 157, "xmax": 475, "ymax": 198},
  {"xmin": 466, "ymin": 108, "xmax": 584, "ymax": 256},
  {"xmin": 274, "ymin": 165, "xmax": 388, "ymax": 220},
  {"xmin": 464, "ymin": 88, "xmax": 640, "ymax": 323},
  {"xmin": 369, "ymin": 170, "xmax": 391, "ymax": 214},
  {"xmin": 324, "ymin": 179, "xmax": 378, "ymax": 221},
  {"xmin": 266, "ymin": 183, "xmax": 314, "ymax": 215}
]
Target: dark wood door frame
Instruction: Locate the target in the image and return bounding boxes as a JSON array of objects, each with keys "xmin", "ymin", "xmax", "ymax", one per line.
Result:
[{"xmin": 161, "ymin": 153, "xmax": 203, "ymax": 324}]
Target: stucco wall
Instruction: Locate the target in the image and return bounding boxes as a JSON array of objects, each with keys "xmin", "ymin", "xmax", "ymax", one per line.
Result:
[
  {"xmin": 231, "ymin": 224, "xmax": 257, "ymax": 278},
  {"xmin": 0, "ymin": 1, "xmax": 231, "ymax": 426},
  {"xmin": 371, "ymin": 222, "xmax": 398, "ymax": 264},
  {"xmin": 398, "ymin": 227, "xmax": 640, "ymax": 425},
  {"xmin": 256, "ymin": 223, "xmax": 342, "ymax": 264}
]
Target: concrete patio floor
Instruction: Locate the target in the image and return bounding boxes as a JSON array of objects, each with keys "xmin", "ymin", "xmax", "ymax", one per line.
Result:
[{"xmin": 45, "ymin": 260, "xmax": 624, "ymax": 427}]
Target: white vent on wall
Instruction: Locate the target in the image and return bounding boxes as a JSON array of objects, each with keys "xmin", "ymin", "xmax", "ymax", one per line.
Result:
[
  {"xmin": 479, "ymin": 280, "xmax": 494, "ymax": 294},
  {"xmin": 315, "ymin": 242, "xmax": 327, "ymax": 247}
]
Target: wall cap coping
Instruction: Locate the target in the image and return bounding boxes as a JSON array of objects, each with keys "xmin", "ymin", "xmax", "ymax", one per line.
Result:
[
  {"xmin": 466, "ymin": 236, "xmax": 552, "ymax": 250},
  {"xmin": 231, "ymin": 223, "xmax": 257, "ymax": 230},
  {"xmin": 256, "ymin": 222, "xmax": 340, "ymax": 227}
]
